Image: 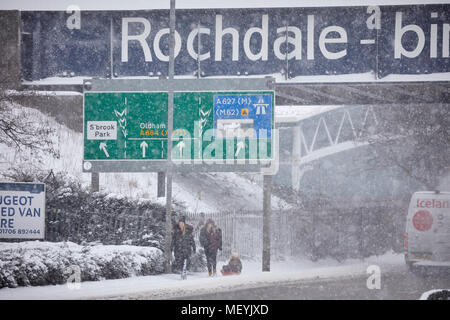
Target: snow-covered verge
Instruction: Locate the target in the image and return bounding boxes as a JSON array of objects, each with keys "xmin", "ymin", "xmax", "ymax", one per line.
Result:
[
  {"xmin": 419, "ymin": 289, "xmax": 450, "ymax": 300},
  {"xmin": 0, "ymin": 241, "xmax": 164, "ymax": 289},
  {"xmin": 0, "ymin": 250, "xmax": 403, "ymax": 300}
]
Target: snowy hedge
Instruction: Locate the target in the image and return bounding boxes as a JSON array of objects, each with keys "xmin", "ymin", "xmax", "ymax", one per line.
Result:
[
  {"xmin": 0, "ymin": 241, "xmax": 164, "ymax": 289},
  {"xmin": 2, "ymin": 169, "xmax": 167, "ymax": 248}
]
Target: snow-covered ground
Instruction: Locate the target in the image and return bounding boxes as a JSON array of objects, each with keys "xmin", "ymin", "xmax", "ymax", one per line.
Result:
[{"xmin": 0, "ymin": 251, "xmax": 403, "ymax": 300}]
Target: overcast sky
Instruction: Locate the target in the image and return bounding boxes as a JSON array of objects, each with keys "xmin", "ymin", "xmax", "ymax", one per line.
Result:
[{"xmin": 0, "ymin": 0, "xmax": 449, "ymax": 10}]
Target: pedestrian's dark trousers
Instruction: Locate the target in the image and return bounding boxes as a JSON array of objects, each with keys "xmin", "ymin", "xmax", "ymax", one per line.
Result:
[
  {"xmin": 174, "ymin": 254, "xmax": 190, "ymax": 272},
  {"xmin": 205, "ymin": 250, "xmax": 217, "ymax": 273}
]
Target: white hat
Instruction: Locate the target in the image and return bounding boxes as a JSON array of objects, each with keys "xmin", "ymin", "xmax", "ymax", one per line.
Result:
[{"xmin": 231, "ymin": 248, "xmax": 239, "ymax": 257}]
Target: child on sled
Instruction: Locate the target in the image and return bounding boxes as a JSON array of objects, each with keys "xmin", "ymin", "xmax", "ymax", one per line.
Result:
[{"xmin": 221, "ymin": 249, "xmax": 242, "ymax": 275}]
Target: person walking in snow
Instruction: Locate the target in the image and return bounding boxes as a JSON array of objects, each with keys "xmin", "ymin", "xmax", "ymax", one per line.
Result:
[
  {"xmin": 199, "ymin": 218, "xmax": 222, "ymax": 276},
  {"xmin": 171, "ymin": 216, "xmax": 196, "ymax": 273}
]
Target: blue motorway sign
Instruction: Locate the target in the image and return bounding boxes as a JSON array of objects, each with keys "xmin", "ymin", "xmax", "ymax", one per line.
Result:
[{"xmin": 213, "ymin": 94, "xmax": 272, "ymax": 140}]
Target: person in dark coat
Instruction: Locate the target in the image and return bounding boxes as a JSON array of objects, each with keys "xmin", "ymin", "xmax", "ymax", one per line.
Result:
[
  {"xmin": 221, "ymin": 248, "xmax": 242, "ymax": 275},
  {"xmin": 199, "ymin": 218, "xmax": 222, "ymax": 276},
  {"xmin": 171, "ymin": 216, "xmax": 196, "ymax": 273}
]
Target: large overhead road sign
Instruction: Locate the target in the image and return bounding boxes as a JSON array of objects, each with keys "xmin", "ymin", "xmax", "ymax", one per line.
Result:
[{"xmin": 82, "ymin": 78, "xmax": 276, "ymax": 173}]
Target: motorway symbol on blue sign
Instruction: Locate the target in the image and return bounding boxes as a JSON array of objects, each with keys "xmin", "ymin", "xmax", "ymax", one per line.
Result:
[{"xmin": 213, "ymin": 94, "xmax": 272, "ymax": 140}]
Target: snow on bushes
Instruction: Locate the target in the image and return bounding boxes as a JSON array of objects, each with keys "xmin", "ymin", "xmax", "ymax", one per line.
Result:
[
  {"xmin": 2, "ymin": 169, "xmax": 167, "ymax": 248},
  {"xmin": 0, "ymin": 241, "xmax": 164, "ymax": 288}
]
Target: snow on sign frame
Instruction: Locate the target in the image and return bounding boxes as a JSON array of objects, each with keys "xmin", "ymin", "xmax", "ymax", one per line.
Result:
[
  {"xmin": 82, "ymin": 78, "xmax": 277, "ymax": 173},
  {"xmin": 0, "ymin": 182, "xmax": 46, "ymax": 239}
]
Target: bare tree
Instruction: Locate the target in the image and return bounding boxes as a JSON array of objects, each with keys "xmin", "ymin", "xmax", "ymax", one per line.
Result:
[
  {"xmin": 0, "ymin": 85, "xmax": 59, "ymax": 160},
  {"xmin": 362, "ymin": 103, "xmax": 450, "ymax": 190}
]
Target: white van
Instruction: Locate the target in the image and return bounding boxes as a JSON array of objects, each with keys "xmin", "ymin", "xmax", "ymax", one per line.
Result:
[{"xmin": 405, "ymin": 191, "xmax": 450, "ymax": 272}]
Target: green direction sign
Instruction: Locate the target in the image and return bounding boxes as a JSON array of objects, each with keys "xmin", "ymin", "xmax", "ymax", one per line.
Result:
[
  {"xmin": 84, "ymin": 90, "xmax": 274, "ymax": 163},
  {"xmin": 84, "ymin": 92, "xmax": 168, "ymax": 161}
]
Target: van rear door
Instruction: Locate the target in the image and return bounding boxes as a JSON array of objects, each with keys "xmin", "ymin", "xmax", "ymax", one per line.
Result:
[{"xmin": 432, "ymin": 203, "xmax": 450, "ymax": 262}]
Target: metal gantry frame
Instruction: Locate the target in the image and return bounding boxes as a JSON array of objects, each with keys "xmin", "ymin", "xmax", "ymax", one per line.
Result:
[{"xmin": 82, "ymin": 76, "xmax": 277, "ymax": 273}]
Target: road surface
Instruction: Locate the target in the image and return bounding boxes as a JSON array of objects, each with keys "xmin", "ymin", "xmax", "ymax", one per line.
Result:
[{"xmin": 176, "ymin": 266, "xmax": 450, "ymax": 300}]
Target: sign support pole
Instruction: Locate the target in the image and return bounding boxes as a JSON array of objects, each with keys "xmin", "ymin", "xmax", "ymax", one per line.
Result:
[
  {"xmin": 262, "ymin": 174, "xmax": 272, "ymax": 272},
  {"xmin": 157, "ymin": 172, "xmax": 166, "ymax": 197},
  {"xmin": 164, "ymin": 0, "xmax": 176, "ymax": 274},
  {"xmin": 91, "ymin": 172, "xmax": 99, "ymax": 192}
]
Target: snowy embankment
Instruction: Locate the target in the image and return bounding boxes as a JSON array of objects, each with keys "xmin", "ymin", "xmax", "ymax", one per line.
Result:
[
  {"xmin": 0, "ymin": 241, "xmax": 164, "ymax": 289},
  {"xmin": 0, "ymin": 250, "xmax": 403, "ymax": 300},
  {"xmin": 0, "ymin": 100, "xmax": 289, "ymax": 212}
]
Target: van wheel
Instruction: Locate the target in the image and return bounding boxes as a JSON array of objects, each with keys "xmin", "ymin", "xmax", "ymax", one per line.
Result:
[
  {"xmin": 407, "ymin": 264, "xmax": 436, "ymax": 280},
  {"xmin": 406, "ymin": 261, "xmax": 424, "ymax": 277},
  {"xmin": 405, "ymin": 258, "xmax": 416, "ymax": 272}
]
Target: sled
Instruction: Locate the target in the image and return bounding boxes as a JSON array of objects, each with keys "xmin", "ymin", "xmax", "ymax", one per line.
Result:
[{"xmin": 220, "ymin": 270, "xmax": 240, "ymax": 276}]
